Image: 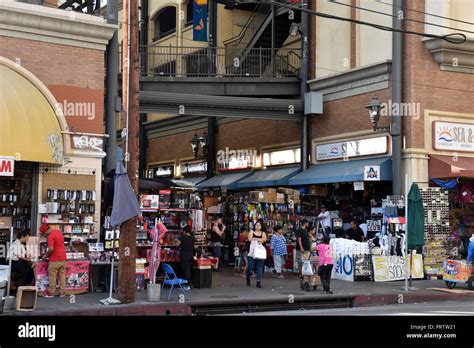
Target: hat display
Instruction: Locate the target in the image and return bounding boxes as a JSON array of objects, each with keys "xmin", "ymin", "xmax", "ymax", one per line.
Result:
[{"xmin": 39, "ymin": 224, "xmax": 49, "ymax": 234}]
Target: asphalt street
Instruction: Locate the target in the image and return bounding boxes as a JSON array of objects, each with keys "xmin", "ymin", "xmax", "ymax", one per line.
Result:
[{"xmin": 233, "ymin": 300, "xmax": 474, "ymax": 316}]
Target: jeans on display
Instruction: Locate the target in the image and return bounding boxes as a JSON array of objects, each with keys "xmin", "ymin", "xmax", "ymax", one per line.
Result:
[
  {"xmin": 319, "ymin": 264, "xmax": 333, "ymax": 292},
  {"xmin": 247, "ymin": 256, "xmax": 264, "ymax": 282}
]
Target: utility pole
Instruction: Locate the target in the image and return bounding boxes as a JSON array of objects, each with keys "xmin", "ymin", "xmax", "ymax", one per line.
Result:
[
  {"xmin": 119, "ymin": 0, "xmax": 140, "ymax": 304},
  {"xmin": 391, "ymin": 0, "xmax": 403, "ymax": 195},
  {"xmin": 300, "ymin": 0, "xmax": 309, "ymax": 171}
]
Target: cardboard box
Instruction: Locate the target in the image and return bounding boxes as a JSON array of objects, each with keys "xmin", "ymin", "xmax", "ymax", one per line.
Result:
[
  {"xmin": 267, "ymin": 191, "xmax": 277, "ymax": 203},
  {"xmin": 293, "ymin": 190, "xmax": 301, "ymax": 199},
  {"xmin": 309, "ymin": 185, "xmax": 328, "ymax": 196},
  {"xmin": 249, "ymin": 191, "xmax": 261, "ymax": 203},
  {"xmin": 276, "ymin": 193, "xmax": 285, "ymax": 204},
  {"xmin": 262, "ymin": 188, "xmax": 277, "ymax": 194},
  {"xmin": 258, "ymin": 192, "xmax": 269, "ymax": 203}
]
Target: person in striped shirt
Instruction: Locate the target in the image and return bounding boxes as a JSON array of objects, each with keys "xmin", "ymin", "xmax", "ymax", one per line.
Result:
[{"xmin": 270, "ymin": 225, "xmax": 288, "ymax": 279}]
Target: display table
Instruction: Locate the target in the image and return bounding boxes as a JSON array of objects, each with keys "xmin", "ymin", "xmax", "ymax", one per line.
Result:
[{"xmin": 35, "ymin": 260, "xmax": 90, "ymax": 295}]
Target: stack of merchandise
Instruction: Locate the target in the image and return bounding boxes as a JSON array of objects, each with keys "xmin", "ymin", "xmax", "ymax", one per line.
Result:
[
  {"xmin": 422, "ymin": 187, "xmax": 450, "ymax": 276},
  {"xmin": 330, "ymin": 238, "xmax": 372, "ymax": 278}
]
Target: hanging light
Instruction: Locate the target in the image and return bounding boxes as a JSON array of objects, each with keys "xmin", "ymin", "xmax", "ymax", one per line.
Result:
[
  {"xmin": 190, "ymin": 133, "xmax": 199, "ymax": 159},
  {"xmin": 365, "ymin": 95, "xmax": 390, "ymax": 132},
  {"xmin": 198, "ymin": 132, "xmax": 208, "ymax": 158}
]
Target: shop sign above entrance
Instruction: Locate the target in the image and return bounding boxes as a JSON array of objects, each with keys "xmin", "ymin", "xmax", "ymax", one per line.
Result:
[
  {"xmin": 316, "ymin": 136, "xmax": 388, "ymax": 161},
  {"xmin": 0, "ymin": 156, "xmax": 14, "ymax": 177},
  {"xmin": 181, "ymin": 161, "xmax": 207, "ymax": 174},
  {"xmin": 364, "ymin": 165, "xmax": 381, "ymax": 181},
  {"xmin": 433, "ymin": 121, "xmax": 474, "ymax": 152}
]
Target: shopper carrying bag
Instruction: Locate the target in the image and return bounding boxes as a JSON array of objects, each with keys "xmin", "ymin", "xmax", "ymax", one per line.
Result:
[
  {"xmin": 246, "ymin": 221, "xmax": 267, "ymax": 288},
  {"xmin": 316, "ymin": 235, "xmax": 334, "ymax": 294}
]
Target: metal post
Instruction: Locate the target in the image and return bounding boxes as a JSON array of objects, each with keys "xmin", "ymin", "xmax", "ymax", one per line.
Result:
[
  {"xmin": 271, "ymin": 2, "xmax": 275, "ymax": 76},
  {"xmin": 391, "ymin": 0, "xmax": 404, "ymax": 195},
  {"xmin": 105, "ymin": 0, "xmax": 119, "ymax": 176},
  {"xmin": 404, "ymin": 173, "xmax": 409, "ymax": 292},
  {"xmin": 300, "ymin": 0, "xmax": 309, "ymax": 171}
]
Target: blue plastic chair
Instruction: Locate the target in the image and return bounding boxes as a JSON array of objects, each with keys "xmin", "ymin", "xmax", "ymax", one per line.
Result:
[{"xmin": 161, "ymin": 263, "xmax": 189, "ymax": 301}]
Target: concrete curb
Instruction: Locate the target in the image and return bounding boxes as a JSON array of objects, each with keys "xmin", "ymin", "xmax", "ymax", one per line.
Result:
[{"xmin": 353, "ymin": 291, "xmax": 474, "ymax": 307}]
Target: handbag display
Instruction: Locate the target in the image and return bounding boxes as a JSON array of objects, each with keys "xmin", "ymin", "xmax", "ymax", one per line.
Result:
[{"xmin": 302, "ymin": 260, "xmax": 314, "ymax": 276}]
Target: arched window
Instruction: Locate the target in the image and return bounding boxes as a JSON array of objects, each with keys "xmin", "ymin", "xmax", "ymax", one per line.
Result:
[
  {"xmin": 186, "ymin": 1, "xmax": 193, "ymax": 27},
  {"xmin": 153, "ymin": 6, "xmax": 177, "ymax": 41}
]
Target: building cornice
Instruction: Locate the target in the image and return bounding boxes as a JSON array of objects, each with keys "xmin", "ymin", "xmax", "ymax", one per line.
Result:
[
  {"xmin": 0, "ymin": 0, "xmax": 117, "ymax": 51},
  {"xmin": 423, "ymin": 37, "xmax": 474, "ymax": 74},
  {"xmin": 308, "ymin": 61, "xmax": 392, "ymax": 102}
]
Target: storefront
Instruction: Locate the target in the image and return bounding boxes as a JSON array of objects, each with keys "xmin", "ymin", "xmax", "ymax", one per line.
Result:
[
  {"xmin": 0, "ymin": 57, "xmax": 106, "ymax": 294},
  {"xmin": 422, "ymin": 111, "xmax": 474, "ymax": 276}
]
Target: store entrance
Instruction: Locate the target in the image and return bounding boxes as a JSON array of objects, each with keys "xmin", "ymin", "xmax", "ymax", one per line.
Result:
[{"xmin": 0, "ymin": 161, "xmax": 37, "ymax": 264}]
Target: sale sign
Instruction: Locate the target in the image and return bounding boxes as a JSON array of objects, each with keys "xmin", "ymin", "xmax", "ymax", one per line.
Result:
[
  {"xmin": 372, "ymin": 255, "xmax": 424, "ymax": 282},
  {"xmin": 332, "ymin": 253, "xmax": 354, "ymax": 281},
  {"xmin": 0, "ymin": 156, "xmax": 14, "ymax": 177}
]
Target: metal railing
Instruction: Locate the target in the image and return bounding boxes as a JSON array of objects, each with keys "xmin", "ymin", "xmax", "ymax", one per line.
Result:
[{"xmin": 135, "ymin": 45, "xmax": 301, "ymax": 78}]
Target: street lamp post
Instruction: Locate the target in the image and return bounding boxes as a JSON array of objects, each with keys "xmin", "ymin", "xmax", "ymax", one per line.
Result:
[
  {"xmin": 364, "ymin": 96, "xmax": 390, "ymax": 133},
  {"xmin": 190, "ymin": 133, "xmax": 208, "ymax": 160}
]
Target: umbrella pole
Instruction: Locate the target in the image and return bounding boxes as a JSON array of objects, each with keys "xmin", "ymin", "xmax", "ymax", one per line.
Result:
[
  {"xmin": 404, "ymin": 173, "xmax": 409, "ymax": 292},
  {"xmin": 100, "ymin": 228, "xmax": 121, "ymax": 305},
  {"xmin": 409, "ymin": 249, "xmax": 413, "ymax": 288}
]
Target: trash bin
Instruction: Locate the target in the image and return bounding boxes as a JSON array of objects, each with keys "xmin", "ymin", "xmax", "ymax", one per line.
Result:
[{"xmin": 192, "ymin": 266, "xmax": 212, "ymax": 288}]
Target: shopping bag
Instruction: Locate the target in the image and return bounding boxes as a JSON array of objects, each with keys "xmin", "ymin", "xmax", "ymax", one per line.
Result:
[
  {"xmin": 253, "ymin": 244, "xmax": 267, "ymax": 260},
  {"xmin": 302, "ymin": 260, "xmax": 314, "ymax": 276}
]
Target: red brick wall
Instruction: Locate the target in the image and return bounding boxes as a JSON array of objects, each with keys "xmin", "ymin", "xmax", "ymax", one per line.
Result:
[
  {"xmin": 403, "ymin": 0, "xmax": 474, "ymax": 149},
  {"xmin": 0, "ymin": 36, "xmax": 105, "ymax": 134},
  {"xmin": 310, "ymin": 89, "xmax": 392, "ymax": 138}
]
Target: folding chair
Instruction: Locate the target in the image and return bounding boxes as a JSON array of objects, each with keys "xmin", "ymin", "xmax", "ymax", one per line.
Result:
[{"xmin": 161, "ymin": 263, "xmax": 189, "ymax": 302}]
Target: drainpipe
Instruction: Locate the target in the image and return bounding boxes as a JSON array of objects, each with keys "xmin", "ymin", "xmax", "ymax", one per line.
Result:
[
  {"xmin": 105, "ymin": 0, "xmax": 118, "ymax": 176},
  {"xmin": 391, "ymin": 0, "xmax": 403, "ymax": 195},
  {"xmin": 300, "ymin": 0, "xmax": 309, "ymax": 171},
  {"xmin": 207, "ymin": 0, "xmax": 218, "ymax": 179}
]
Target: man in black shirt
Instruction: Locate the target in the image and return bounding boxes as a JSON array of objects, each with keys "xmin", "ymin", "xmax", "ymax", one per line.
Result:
[
  {"xmin": 295, "ymin": 219, "xmax": 310, "ymax": 288},
  {"xmin": 176, "ymin": 226, "xmax": 195, "ymax": 287},
  {"xmin": 345, "ymin": 220, "xmax": 365, "ymax": 242}
]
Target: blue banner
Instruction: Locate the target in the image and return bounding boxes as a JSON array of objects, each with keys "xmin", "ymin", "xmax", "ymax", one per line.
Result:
[{"xmin": 193, "ymin": 0, "xmax": 208, "ymax": 42}]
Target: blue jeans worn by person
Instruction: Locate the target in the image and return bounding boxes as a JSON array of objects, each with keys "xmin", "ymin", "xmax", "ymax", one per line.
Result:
[
  {"xmin": 247, "ymin": 256, "xmax": 264, "ymax": 282},
  {"xmin": 273, "ymin": 254, "xmax": 285, "ymax": 274}
]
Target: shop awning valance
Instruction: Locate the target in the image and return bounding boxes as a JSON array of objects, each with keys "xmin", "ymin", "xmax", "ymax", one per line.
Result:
[
  {"xmin": 235, "ymin": 166, "xmax": 301, "ymax": 189},
  {"xmin": 287, "ymin": 157, "xmax": 392, "ymax": 185},
  {"xmin": 429, "ymin": 155, "xmax": 474, "ymax": 178},
  {"xmin": 197, "ymin": 171, "xmax": 252, "ymax": 190},
  {"xmin": 0, "ymin": 60, "xmax": 64, "ymax": 164},
  {"xmin": 173, "ymin": 176, "xmax": 207, "ymax": 186}
]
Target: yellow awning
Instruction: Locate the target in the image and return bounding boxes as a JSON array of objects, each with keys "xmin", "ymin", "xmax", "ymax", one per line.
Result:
[{"xmin": 0, "ymin": 62, "xmax": 64, "ymax": 164}]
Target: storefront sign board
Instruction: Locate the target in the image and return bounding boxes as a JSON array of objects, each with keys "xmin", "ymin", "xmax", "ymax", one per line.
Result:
[
  {"xmin": 0, "ymin": 156, "xmax": 14, "ymax": 177},
  {"xmin": 433, "ymin": 121, "xmax": 474, "ymax": 152},
  {"xmin": 36, "ymin": 260, "xmax": 90, "ymax": 294},
  {"xmin": 372, "ymin": 255, "xmax": 423, "ymax": 282},
  {"xmin": 181, "ymin": 161, "xmax": 207, "ymax": 174},
  {"xmin": 364, "ymin": 165, "xmax": 381, "ymax": 181},
  {"xmin": 332, "ymin": 253, "xmax": 354, "ymax": 281},
  {"xmin": 316, "ymin": 136, "xmax": 388, "ymax": 161}
]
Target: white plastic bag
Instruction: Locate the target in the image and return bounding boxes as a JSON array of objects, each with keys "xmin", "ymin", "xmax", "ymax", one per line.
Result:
[
  {"xmin": 302, "ymin": 260, "xmax": 314, "ymax": 276},
  {"xmin": 253, "ymin": 244, "xmax": 267, "ymax": 260}
]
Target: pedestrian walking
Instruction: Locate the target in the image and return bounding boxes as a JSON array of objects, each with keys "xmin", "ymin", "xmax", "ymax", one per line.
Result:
[
  {"xmin": 237, "ymin": 226, "xmax": 249, "ymax": 277},
  {"xmin": 246, "ymin": 221, "xmax": 267, "ymax": 288},
  {"xmin": 295, "ymin": 219, "xmax": 310, "ymax": 288},
  {"xmin": 270, "ymin": 225, "xmax": 287, "ymax": 279},
  {"xmin": 316, "ymin": 235, "xmax": 334, "ymax": 294}
]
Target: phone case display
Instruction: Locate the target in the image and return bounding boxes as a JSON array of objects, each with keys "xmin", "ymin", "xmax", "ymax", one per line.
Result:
[
  {"xmin": 0, "ymin": 175, "xmax": 32, "ymax": 231},
  {"xmin": 42, "ymin": 188, "xmax": 96, "ymax": 242},
  {"xmin": 422, "ymin": 188, "xmax": 450, "ymax": 276}
]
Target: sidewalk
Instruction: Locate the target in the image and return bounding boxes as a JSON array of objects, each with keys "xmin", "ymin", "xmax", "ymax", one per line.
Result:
[{"xmin": 3, "ymin": 268, "xmax": 474, "ymax": 316}]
